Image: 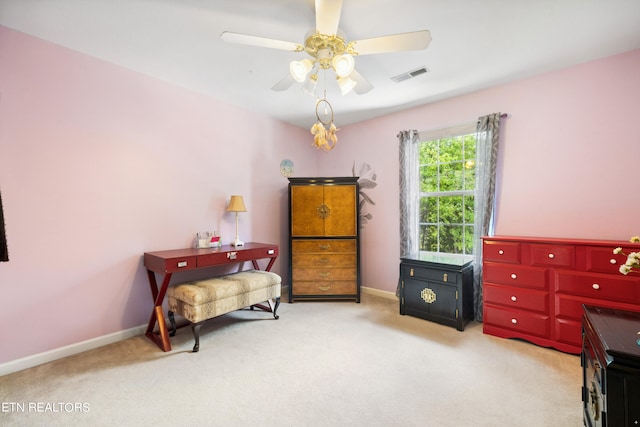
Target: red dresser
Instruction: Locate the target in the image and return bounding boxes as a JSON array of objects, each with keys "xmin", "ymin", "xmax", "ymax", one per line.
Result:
[{"xmin": 482, "ymin": 236, "xmax": 640, "ymax": 354}]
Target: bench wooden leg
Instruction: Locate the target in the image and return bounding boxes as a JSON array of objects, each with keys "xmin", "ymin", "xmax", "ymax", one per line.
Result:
[
  {"xmin": 168, "ymin": 311, "xmax": 177, "ymax": 337},
  {"xmin": 191, "ymin": 322, "xmax": 203, "ymax": 353},
  {"xmin": 268, "ymin": 297, "xmax": 281, "ymax": 320}
]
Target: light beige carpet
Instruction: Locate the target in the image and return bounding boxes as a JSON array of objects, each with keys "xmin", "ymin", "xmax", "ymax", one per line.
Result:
[{"xmin": 0, "ymin": 293, "xmax": 583, "ymax": 426}]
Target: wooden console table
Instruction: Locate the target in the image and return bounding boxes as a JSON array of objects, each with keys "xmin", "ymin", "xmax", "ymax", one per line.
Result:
[{"xmin": 143, "ymin": 242, "xmax": 279, "ymax": 351}]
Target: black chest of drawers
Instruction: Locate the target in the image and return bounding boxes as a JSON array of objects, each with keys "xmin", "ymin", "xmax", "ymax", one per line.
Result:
[
  {"xmin": 582, "ymin": 305, "xmax": 640, "ymax": 427},
  {"xmin": 399, "ymin": 256, "xmax": 473, "ymax": 331}
]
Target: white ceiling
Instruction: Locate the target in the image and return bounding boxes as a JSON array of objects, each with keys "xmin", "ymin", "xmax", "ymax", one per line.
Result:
[{"xmin": 1, "ymin": 0, "xmax": 639, "ymax": 129}]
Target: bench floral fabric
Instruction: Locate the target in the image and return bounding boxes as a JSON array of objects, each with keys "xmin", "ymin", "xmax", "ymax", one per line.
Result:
[{"xmin": 167, "ymin": 270, "xmax": 281, "ymax": 351}]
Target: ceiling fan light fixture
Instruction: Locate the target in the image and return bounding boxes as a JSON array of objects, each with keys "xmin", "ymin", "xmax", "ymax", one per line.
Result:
[
  {"xmin": 290, "ymin": 59, "xmax": 313, "ymax": 83},
  {"xmin": 303, "ymin": 74, "xmax": 319, "ymax": 96},
  {"xmin": 337, "ymin": 75, "xmax": 357, "ymax": 95},
  {"xmin": 332, "ymin": 54, "xmax": 354, "ymax": 78}
]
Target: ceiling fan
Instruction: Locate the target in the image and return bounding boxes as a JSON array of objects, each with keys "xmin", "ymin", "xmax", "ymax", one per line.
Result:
[{"xmin": 220, "ymin": 0, "xmax": 431, "ymax": 96}]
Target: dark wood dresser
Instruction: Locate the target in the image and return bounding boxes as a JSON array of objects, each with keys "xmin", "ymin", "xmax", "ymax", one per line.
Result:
[
  {"xmin": 399, "ymin": 255, "xmax": 473, "ymax": 331},
  {"xmin": 288, "ymin": 177, "xmax": 360, "ymax": 302},
  {"xmin": 582, "ymin": 305, "xmax": 640, "ymax": 427}
]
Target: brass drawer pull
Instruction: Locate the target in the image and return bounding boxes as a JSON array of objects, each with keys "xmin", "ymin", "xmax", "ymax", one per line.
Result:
[
  {"xmin": 318, "ymin": 271, "xmax": 331, "ymax": 277},
  {"xmin": 318, "ymin": 285, "xmax": 331, "ymax": 291},
  {"xmin": 318, "ymin": 258, "xmax": 330, "ymax": 264},
  {"xmin": 318, "ymin": 244, "xmax": 330, "ymax": 250}
]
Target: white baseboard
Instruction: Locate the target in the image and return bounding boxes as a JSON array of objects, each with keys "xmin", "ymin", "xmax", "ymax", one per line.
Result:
[
  {"xmin": 0, "ymin": 324, "xmax": 146, "ymax": 377},
  {"xmin": 281, "ymin": 285, "xmax": 397, "ymax": 301},
  {"xmin": 361, "ymin": 286, "xmax": 398, "ymax": 300}
]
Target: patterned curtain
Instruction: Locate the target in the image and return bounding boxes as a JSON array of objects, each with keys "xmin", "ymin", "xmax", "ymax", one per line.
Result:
[
  {"xmin": 397, "ymin": 130, "xmax": 419, "ymax": 296},
  {"xmin": 1, "ymin": 190, "xmax": 8, "ymax": 262},
  {"xmin": 472, "ymin": 113, "xmax": 502, "ymax": 321}
]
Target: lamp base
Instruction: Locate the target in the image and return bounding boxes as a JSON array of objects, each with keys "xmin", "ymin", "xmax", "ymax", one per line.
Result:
[{"xmin": 231, "ymin": 239, "xmax": 245, "ymax": 247}]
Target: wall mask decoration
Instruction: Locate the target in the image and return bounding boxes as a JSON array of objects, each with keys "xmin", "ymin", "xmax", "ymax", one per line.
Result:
[{"xmin": 353, "ymin": 162, "xmax": 377, "ymax": 228}]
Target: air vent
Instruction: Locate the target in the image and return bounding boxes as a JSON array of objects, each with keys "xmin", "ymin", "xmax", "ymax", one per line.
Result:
[{"xmin": 391, "ymin": 66, "xmax": 429, "ymax": 83}]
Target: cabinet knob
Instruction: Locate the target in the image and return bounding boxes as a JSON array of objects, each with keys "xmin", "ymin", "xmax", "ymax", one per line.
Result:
[
  {"xmin": 548, "ymin": 253, "xmax": 555, "ymax": 259},
  {"xmin": 592, "ymin": 284, "xmax": 600, "ymax": 290},
  {"xmin": 511, "ymin": 318, "xmax": 518, "ymax": 324},
  {"xmin": 510, "ymin": 273, "xmax": 517, "ymax": 279},
  {"xmin": 511, "ymin": 296, "xmax": 517, "ymax": 302},
  {"xmin": 498, "ymin": 250, "xmax": 504, "ymax": 255},
  {"xmin": 609, "ymin": 258, "xmax": 617, "ymax": 265}
]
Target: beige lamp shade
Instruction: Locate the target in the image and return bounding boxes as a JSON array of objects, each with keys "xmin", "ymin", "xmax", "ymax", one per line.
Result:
[{"xmin": 227, "ymin": 195, "xmax": 247, "ymax": 212}]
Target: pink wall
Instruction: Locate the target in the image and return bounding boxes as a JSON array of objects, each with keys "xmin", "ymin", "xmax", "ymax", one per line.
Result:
[
  {"xmin": 2, "ymin": 22, "xmax": 639, "ymax": 366},
  {"xmin": 320, "ymin": 49, "xmax": 640, "ymax": 296},
  {"xmin": 0, "ymin": 26, "xmax": 315, "ymax": 364}
]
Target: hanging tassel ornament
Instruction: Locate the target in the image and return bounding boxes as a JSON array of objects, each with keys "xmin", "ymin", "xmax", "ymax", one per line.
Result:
[{"xmin": 310, "ymin": 94, "xmax": 338, "ymax": 151}]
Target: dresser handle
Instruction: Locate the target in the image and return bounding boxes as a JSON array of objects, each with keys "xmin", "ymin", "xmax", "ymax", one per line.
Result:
[
  {"xmin": 318, "ymin": 258, "xmax": 330, "ymax": 264},
  {"xmin": 548, "ymin": 253, "xmax": 555, "ymax": 259},
  {"xmin": 511, "ymin": 318, "xmax": 518, "ymax": 324},
  {"xmin": 609, "ymin": 258, "xmax": 617, "ymax": 265},
  {"xmin": 318, "ymin": 244, "xmax": 330, "ymax": 250},
  {"xmin": 318, "ymin": 271, "xmax": 331, "ymax": 277},
  {"xmin": 592, "ymin": 284, "xmax": 600, "ymax": 290},
  {"xmin": 511, "ymin": 296, "xmax": 517, "ymax": 302},
  {"xmin": 318, "ymin": 285, "xmax": 331, "ymax": 291},
  {"xmin": 498, "ymin": 250, "xmax": 504, "ymax": 255},
  {"xmin": 510, "ymin": 273, "xmax": 517, "ymax": 279}
]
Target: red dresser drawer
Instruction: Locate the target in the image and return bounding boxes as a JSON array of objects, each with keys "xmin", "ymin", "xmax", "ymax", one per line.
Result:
[
  {"xmin": 556, "ymin": 294, "xmax": 640, "ymax": 321},
  {"xmin": 484, "ymin": 304, "xmax": 550, "ymax": 338},
  {"xmin": 585, "ymin": 246, "xmax": 633, "ymax": 274},
  {"xmin": 484, "ymin": 262, "xmax": 548, "ymax": 290},
  {"xmin": 529, "ymin": 243, "xmax": 575, "ymax": 268},
  {"xmin": 483, "ymin": 240, "xmax": 521, "ymax": 263},
  {"xmin": 555, "ymin": 271, "xmax": 640, "ymax": 304},
  {"xmin": 484, "ymin": 283, "xmax": 549, "ymax": 313},
  {"xmin": 555, "ymin": 317, "xmax": 582, "ymax": 348}
]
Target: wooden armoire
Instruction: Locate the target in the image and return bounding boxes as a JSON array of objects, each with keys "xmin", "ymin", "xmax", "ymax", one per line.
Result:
[{"xmin": 288, "ymin": 177, "xmax": 360, "ymax": 302}]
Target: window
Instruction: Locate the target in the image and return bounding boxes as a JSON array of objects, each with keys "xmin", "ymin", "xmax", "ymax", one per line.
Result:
[{"xmin": 417, "ymin": 123, "xmax": 477, "ymax": 257}]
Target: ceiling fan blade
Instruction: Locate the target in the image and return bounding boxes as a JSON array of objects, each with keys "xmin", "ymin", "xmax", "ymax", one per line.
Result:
[
  {"xmin": 350, "ymin": 69, "xmax": 373, "ymax": 95},
  {"xmin": 220, "ymin": 31, "xmax": 303, "ymax": 52},
  {"xmin": 351, "ymin": 30, "xmax": 432, "ymax": 55},
  {"xmin": 315, "ymin": 0, "xmax": 343, "ymax": 35},
  {"xmin": 271, "ymin": 74, "xmax": 296, "ymax": 92}
]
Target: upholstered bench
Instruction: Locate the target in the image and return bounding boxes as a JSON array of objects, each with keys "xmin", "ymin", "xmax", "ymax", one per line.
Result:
[{"xmin": 167, "ymin": 270, "xmax": 281, "ymax": 352}]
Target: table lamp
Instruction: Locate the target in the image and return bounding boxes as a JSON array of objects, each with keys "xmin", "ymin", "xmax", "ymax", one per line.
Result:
[{"xmin": 227, "ymin": 195, "xmax": 247, "ymax": 246}]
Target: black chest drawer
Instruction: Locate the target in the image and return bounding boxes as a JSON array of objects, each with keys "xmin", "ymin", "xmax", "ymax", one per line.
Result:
[{"xmin": 399, "ymin": 256, "xmax": 473, "ymax": 331}]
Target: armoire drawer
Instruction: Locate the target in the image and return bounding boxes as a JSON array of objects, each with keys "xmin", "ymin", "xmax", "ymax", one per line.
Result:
[
  {"xmin": 292, "ymin": 239, "xmax": 356, "ymax": 254},
  {"xmin": 292, "ymin": 281, "xmax": 357, "ymax": 295},
  {"xmin": 292, "ymin": 253, "xmax": 356, "ymax": 268},
  {"xmin": 483, "ymin": 283, "xmax": 549, "ymax": 313},
  {"xmin": 292, "ymin": 267, "xmax": 356, "ymax": 281}
]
